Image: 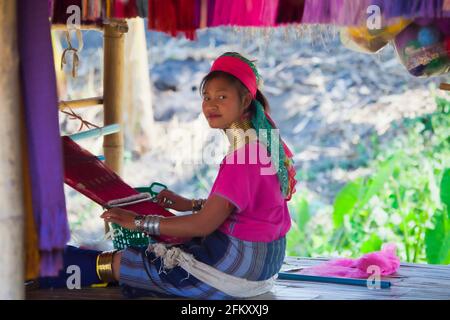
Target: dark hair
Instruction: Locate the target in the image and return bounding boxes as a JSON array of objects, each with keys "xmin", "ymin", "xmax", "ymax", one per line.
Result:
[{"xmin": 199, "ymin": 71, "xmax": 270, "ymax": 119}]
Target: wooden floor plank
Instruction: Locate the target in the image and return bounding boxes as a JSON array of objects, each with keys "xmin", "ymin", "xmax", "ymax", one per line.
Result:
[{"xmin": 25, "ymin": 257, "xmax": 450, "ymax": 300}]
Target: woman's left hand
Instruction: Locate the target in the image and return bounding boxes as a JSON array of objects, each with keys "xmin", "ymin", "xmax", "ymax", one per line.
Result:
[{"xmin": 101, "ymin": 208, "xmax": 139, "ymax": 231}]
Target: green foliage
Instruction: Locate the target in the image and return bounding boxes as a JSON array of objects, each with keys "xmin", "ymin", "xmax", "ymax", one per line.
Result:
[
  {"xmin": 440, "ymin": 169, "xmax": 450, "ymax": 213},
  {"xmin": 425, "ymin": 169, "xmax": 450, "ymax": 264},
  {"xmin": 332, "ymin": 179, "xmax": 361, "ymax": 228},
  {"xmin": 287, "ymin": 95, "xmax": 450, "ymax": 264}
]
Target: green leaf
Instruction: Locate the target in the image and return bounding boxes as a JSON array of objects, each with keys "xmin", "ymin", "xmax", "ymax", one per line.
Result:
[
  {"xmin": 425, "ymin": 211, "xmax": 450, "ymax": 264},
  {"xmin": 356, "ymin": 155, "xmax": 399, "ymax": 211},
  {"xmin": 360, "ymin": 234, "xmax": 382, "ymax": 254},
  {"xmin": 389, "ymin": 193, "xmax": 399, "ymax": 209},
  {"xmin": 440, "ymin": 169, "xmax": 450, "ymax": 217},
  {"xmin": 332, "ymin": 179, "xmax": 362, "ymax": 228},
  {"xmin": 425, "ymin": 161, "xmax": 440, "ymax": 205},
  {"xmin": 295, "ymin": 197, "xmax": 310, "ymax": 232}
]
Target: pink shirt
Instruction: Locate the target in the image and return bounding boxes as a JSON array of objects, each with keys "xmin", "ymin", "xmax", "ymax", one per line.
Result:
[{"xmin": 208, "ymin": 140, "xmax": 291, "ymax": 242}]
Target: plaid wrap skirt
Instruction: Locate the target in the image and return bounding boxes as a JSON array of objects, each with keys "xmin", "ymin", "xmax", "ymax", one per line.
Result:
[{"xmin": 119, "ymin": 230, "xmax": 286, "ymax": 299}]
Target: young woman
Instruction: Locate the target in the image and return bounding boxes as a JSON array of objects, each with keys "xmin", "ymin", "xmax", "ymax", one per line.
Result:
[{"xmin": 39, "ymin": 52, "xmax": 297, "ymax": 299}]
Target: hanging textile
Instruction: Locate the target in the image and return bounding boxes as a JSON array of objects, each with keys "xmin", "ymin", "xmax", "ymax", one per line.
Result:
[
  {"xmin": 198, "ymin": 0, "xmax": 209, "ymax": 29},
  {"xmin": 50, "ymin": 0, "xmax": 104, "ymax": 25},
  {"xmin": 444, "ymin": 0, "xmax": 450, "ymax": 11},
  {"xmin": 382, "ymin": 0, "xmax": 450, "ymax": 19},
  {"xmin": 178, "ymin": 0, "xmax": 198, "ymax": 39},
  {"xmin": 112, "ymin": 0, "xmax": 139, "ymax": 18},
  {"xmin": 21, "ymin": 103, "xmax": 40, "ymax": 281},
  {"xmin": 301, "ymin": 0, "xmax": 332, "ymax": 24},
  {"xmin": 301, "ymin": 0, "xmax": 450, "ymax": 26},
  {"xmin": 275, "ymin": 0, "xmax": 305, "ymax": 25},
  {"xmin": 148, "ymin": 0, "xmax": 198, "ymax": 40},
  {"xmin": 51, "ymin": 0, "xmax": 142, "ymax": 24},
  {"xmin": 18, "ymin": 0, "xmax": 71, "ymax": 277},
  {"xmin": 81, "ymin": 0, "xmax": 103, "ymax": 23},
  {"xmin": 302, "ymin": 0, "xmax": 371, "ymax": 26},
  {"xmin": 136, "ymin": 0, "xmax": 149, "ymax": 18},
  {"xmin": 210, "ymin": 0, "xmax": 279, "ymax": 27},
  {"xmin": 50, "ymin": 0, "xmax": 82, "ymax": 24},
  {"xmin": 112, "ymin": 0, "xmax": 126, "ymax": 17},
  {"xmin": 123, "ymin": 0, "xmax": 139, "ymax": 18},
  {"xmin": 105, "ymin": 0, "xmax": 112, "ymax": 18},
  {"xmin": 207, "ymin": 0, "xmax": 216, "ymax": 26}
]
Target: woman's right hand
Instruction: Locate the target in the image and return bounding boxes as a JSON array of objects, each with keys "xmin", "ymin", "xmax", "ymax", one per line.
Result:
[{"xmin": 155, "ymin": 189, "xmax": 192, "ymax": 212}]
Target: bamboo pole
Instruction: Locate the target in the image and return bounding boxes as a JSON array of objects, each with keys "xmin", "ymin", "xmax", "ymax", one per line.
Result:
[
  {"xmin": 103, "ymin": 20, "xmax": 128, "ymax": 233},
  {"xmin": 59, "ymin": 96, "xmax": 103, "ymax": 110},
  {"xmin": 52, "ymin": 23, "xmax": 104, "ymax": 31},
  {"xmin": 0, "ymin": 0, "xmax": 25, "ymax": 299}
]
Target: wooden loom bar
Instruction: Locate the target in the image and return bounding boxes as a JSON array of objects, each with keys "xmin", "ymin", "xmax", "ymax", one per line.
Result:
[
  {"xmin": 439, "ymin": 83, "xmax": 450, "ymax": 91},
  {"xmin": 103, "ymin": 20, "xmax": 128, "ymax": 233},
  {"xmin": 59, "ymin": 96, "xmax": 104, "ymax": 110}
]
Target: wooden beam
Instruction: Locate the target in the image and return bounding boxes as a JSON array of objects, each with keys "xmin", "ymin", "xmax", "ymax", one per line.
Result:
[
  {"xmin": 439, "ymin": 83, "xmax": 450, "ymax": 91},
  {"xmin": 0, "ymin": 0, "xmax": 25, "ymax": 299},
  {"xmin": 52, "ymin": 23, "xmax": 104, "ymax": 32},
  {"xmin": 103, "ymin": 20, "xmax": 128, "ymax": 233},
  {"xmin": 59, "ymin": 96, "xmax": 103, "ymax": 110}
]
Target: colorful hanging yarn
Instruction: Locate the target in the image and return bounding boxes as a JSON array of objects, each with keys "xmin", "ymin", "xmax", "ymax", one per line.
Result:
[
  {"xmin": 50, "ymin": 0, "xmax": 82, "ymax": 24},
  {"xmin": 112, "ymin": 0, "xmax": 126, "ymax": 18},
  {"xmin": 22, "ymin": 110, "xmax": 40, "ymax": 281},
  {"xmin": 123, "ymin": 0, "xmax": 139, "ymax": 19},
  {"xmin": 195, "ymin": 0, "xmax": 210, "ymax": 29},
  {"xmin": 136, "ymin": 0, "xmax": 148, "ymax": 18},
  {"xmin": 301, "ymin": 0, "xmax": 450, "ymax": 26},
  {"xmin": 49, "ymin": 0, "xmax": 450, "ymax": 41},
  {"xmin": 302, "ymin": 0, "xmax": 372, "ymax": 26},
  {"xmin": 148, "ymin": 0, "xmax": 198, "ymax": 40},
  {"xmin": 177, "ymin": 0, "xmax": 198, "ymax": 39},
  {"xmin": 382, "ymin": 0, "xmax": 450, "ymax": 19},
  {"xmin": 81, "ymin": 0, "xmax": 103, "ymax": 23},
  {"xmin": 210, "ymin": 0, "xmax": 279, "ymax": 27},
  {"xmin": 50, "ymin": 0, "xmax": 142, "ymax": 24},
  {"xmin": 275, "ymin": 0, "xmax": 305, "ymax": 25},
  {"xmin": 445, "ymin": 0, "xmax": 450, "ymax": 11}
]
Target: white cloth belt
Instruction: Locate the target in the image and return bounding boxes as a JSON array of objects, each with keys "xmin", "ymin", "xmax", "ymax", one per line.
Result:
[{"xmin": 146, "ymin": 243, "xmax": 275, "ymax": 298}]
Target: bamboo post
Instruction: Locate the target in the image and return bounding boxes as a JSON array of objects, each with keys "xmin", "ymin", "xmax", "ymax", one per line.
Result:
[
  {"xmin": 103, "ymin": 20, "xmax": 128, "ymax": 233},
  {"xmin": 0, "ymin": 0, "xmax": 25, "ymax": 299}
]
